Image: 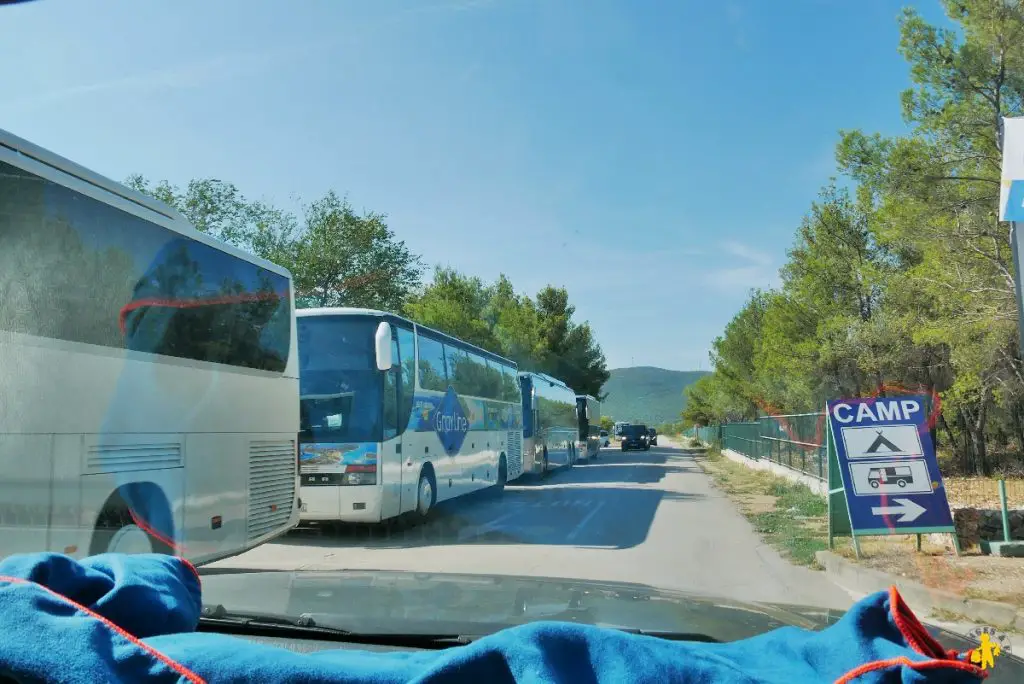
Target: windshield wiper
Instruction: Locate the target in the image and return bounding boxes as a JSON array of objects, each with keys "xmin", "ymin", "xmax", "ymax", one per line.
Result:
[
  {"xmin": 199, "ymin": 604, "xmax": 472, "ymax": 649},
  {"xmin": 613, "ymin": 628, "xmax": 721, "ymax": 643},
  {"xmin": 199, "ymin": 606, "xmax": 720, "ymax": 648}
]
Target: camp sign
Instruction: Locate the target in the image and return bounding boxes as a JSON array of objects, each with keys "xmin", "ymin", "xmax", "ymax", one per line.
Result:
[{"xmin": 826, "ymin": 395, "xmax": 955, "ymax": 536}]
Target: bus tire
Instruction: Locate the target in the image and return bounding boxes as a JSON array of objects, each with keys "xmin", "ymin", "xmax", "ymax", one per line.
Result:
[
  {"xmin": 90, "ymin": 488, "xmax": 174, "ymax": 556},
  {"xmin": 492, "ymin": 455, "xmax": 507, "ymax": 496},
  {"xmin": 415, "ymin": 468, "xmax": 436, "ymax": 520}
]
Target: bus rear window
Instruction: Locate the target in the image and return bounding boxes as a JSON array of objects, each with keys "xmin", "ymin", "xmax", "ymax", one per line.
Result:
[{"xmin": 0, "ymin": 161, "xmax": 291, "ymax": 372}]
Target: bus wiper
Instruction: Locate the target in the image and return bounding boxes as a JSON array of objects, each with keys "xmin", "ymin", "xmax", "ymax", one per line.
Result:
[{"xmin": 199, "ymin": 605, "xmax": 473, "ymax": 648}]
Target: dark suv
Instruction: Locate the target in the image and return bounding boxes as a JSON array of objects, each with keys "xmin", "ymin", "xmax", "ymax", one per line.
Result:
[
  {"xmin": 647, "ymin": 427, "xmax": 658, "ymax": 446},
  {"xmin": 620, "ymin": 424, "xmax": 649, "ymax": 451}
]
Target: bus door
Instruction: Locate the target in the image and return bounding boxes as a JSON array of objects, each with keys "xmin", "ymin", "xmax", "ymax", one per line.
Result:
[{"xmin": 393, "ymin": 325, "xmax": 418, "ymax": 515}]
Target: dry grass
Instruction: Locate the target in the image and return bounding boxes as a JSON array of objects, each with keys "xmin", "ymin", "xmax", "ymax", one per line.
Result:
[
  {"xmin": 832, "ymin": 531, "xmax": 1024, "ymax": 609},
  {"xmin": 699, "ymin": 452, "xmax": 828, "ymax": 567},
  {"xmin": 944, "ymin": 476, "xmax": 1024, "ymax": 510}
]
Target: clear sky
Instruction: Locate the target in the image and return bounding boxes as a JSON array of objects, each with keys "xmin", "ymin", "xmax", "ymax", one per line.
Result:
[{"xmin": 0, "ymin": 0, "xmax": 950, "ymax": 371}]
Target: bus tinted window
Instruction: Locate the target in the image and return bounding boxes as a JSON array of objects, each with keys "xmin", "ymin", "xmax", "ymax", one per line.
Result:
[
  {"xmin": 501, "ymin": 366, "xmax": 520, "ymax": 402},
  {"xmin": 481, "ymin": 360, "xmax": 503, "ymax": 400},
  {"xmin": 298, "ymin": 316, "xmax": 382, "ymax": 444},
  {"xmin": 417, "ymin": 335, "xmax": 448, "ymax": 391},
  {"xmin": 395, "ymin": 325, "xmax": 416, "ymax": 434},
  {"xmin": 0, "ymin": 161, "xmax": 291, "ymax": 372},
  {"xmin": 447, "ymin": 346, "xmax": 493, "ymax": 398}
]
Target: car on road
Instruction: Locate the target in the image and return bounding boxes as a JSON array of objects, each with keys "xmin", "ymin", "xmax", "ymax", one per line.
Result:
[
  {"xmin": 599, "ymin": 430, "xmax": 609, "ymax": 446},
  {"xmin": 647, "ymin": 427, "xmax": 658, "ymax": 446},
  {"xmin": 620, "ymin": 424, "xmax": 649, "ymax": 451}
]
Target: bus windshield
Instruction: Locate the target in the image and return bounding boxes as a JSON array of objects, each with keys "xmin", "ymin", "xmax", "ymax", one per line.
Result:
[{"xmin": 298, "ymin": 316, "xmax": 382, "ymax": 444}]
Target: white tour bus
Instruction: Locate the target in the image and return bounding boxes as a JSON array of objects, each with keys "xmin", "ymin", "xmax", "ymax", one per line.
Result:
[
  {"xmin": 576, "ymin": 395, "xmax": 602, "ymax": 460},
  {"xmin": 297, "ymin": 308, "xmax": 524, "ymax": 523},
  {"xmin": 518, "ymin": 372, "xmax": 579, "ymax": 476},
  {"xmin": 0, "ymin": 128, "xmax": 301, "ymax": 565}
]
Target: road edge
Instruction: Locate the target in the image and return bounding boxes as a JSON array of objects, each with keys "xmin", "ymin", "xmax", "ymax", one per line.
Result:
[{"xmin": 815, "ymin": 549, "xmax": 1024, "ymax": 630}]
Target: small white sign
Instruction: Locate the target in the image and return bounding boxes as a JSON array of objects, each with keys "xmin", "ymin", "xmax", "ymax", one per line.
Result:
[
  {"xmin": 848, "ymin": 459, "xmax": 933, "ymax": 496},
  {"xmin": 1001, "ymin": 117, "xmax": 1024, "ymax": 220},
  {"xmin": 840, "ymin": 424, "xmax": 923, "ymax": 460}
]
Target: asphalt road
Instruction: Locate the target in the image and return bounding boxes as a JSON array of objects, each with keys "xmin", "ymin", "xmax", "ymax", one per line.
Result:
[{"xmin": 206, "ymin": 441, "xmax": 852, "ymax": 611}]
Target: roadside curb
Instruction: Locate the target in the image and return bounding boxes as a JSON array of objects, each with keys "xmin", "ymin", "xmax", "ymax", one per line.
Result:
[{"xmin": 815, "ymin": 550, "xmax": 1024, "ymax": 630}]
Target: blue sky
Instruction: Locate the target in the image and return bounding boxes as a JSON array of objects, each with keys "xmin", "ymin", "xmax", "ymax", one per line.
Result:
[{"xmin": 0, "ymin": 0, "xmax": 950, "ymax": 371}]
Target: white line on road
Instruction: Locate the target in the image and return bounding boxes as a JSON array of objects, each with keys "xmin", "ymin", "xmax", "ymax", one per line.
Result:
[
  {"xmin": 566, "ymin": 501, "xmax": 605, "ymax": 543},
  {"xmin": 456, "ymin": 510, "xmax": 520, "ymax": 542}
]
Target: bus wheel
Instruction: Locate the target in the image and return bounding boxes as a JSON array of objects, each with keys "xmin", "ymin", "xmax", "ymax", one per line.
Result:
[
  {"xmin": 497, "ymin": 455, "xmax": 507, "ymax": 489},
  {"xmin": 416, "ymin": 469, "xmax": 436, "ymax": 519},
  {"xmin": 90, "ymin": 490, "xmax": 173, "ymax": 556},
  {"xmin": 490, "ymin": 456, "xmax": 507, "ymax": 497}
]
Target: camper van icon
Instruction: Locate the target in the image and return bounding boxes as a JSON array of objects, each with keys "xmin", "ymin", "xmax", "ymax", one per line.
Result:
[{"xmin": 867, "ymin": 465, "xmax": 913, "ymax": 488}]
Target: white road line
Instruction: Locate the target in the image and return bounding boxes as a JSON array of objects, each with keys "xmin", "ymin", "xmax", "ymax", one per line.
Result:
[
  {"xmin": 566, "ymin": 501, "xmax": 605, "ymax": 543},
  {"xmin": 455, "ymin": 510, "xmax": 521, "ymax": 541}
]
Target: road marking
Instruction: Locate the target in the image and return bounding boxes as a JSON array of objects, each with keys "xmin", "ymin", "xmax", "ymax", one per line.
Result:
[
  {"xmin": 455, "ymin": 510, "xmax": 520, "ymax": 541},
  {"xmin": 566, "ymin": 501, "xmax": 605, "ymax": 543}
]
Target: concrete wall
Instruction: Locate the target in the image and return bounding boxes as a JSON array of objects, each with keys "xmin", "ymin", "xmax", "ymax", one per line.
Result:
[{"xmin": 721, "ymin": 448, "xmax": 827, "ymax": 496}]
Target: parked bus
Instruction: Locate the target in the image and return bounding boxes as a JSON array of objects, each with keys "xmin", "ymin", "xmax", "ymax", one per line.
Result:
[
  {"xmin": 0, "ymin": 128, "xmax": 300, "ymax": 565},
  {"xmin": 576, "ymin": 395, "xmax": 602, "ymax": 460},
  {"xmin": 297, "ymin": 308, "xmax": 523, "ymax": 523},
  {"xmin": 519, "ymin": 372, "xmax": 579, "ymax": 476}
]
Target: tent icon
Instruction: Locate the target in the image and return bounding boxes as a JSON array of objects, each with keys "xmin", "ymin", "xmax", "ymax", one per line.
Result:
[{"xmin": 865, "ymin": 430, "xmax": 901, "ymax": 454}]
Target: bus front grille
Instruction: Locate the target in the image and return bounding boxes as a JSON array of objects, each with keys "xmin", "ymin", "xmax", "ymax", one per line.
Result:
[{"xmin": 247, "ymin": 440, "xmax": 296, "ymax": 542}]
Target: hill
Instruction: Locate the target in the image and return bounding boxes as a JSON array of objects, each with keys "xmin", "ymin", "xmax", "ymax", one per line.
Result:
[{"xmin": 601, "ymin": 366, "xmax": 709, "ymax": 425}]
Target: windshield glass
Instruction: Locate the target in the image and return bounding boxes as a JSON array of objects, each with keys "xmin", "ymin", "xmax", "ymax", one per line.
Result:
[
  {"xmin": 14, "ymin": 0, "xmax": 1024, "ymax": 659},
  {"xmin": 298, "ymin": 316, "xmax": 382, "ymax": 444}
]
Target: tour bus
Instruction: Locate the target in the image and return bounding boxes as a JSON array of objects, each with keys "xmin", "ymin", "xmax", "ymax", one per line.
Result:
[
  {"xmin": 296, "ymin": 308, "xmax": 523, "ymax": 523},
  {"xmin": 519, "ymin": 372, "xmax": 579, "ymax": 476},
  {"xmin": 0, "ymin": 128, "xmax": 301, "ymax": 565},
  {"xmin": 576, "ymin": 395, "xmax": 602, "ymax": 460}
]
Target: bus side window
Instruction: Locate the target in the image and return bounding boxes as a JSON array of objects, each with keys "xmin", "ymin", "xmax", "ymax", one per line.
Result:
[
  {"xmin": 383, "ymin": 348, "xmax": 399, "ymax": 441},
  {"xmin": 395, "ymin": 326, "xmax": 415, "ymax": 435}
]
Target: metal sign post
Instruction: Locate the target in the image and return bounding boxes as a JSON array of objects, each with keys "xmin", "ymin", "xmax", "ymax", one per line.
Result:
[{"xmin": 825, "ymin": 395, "xmax": 958, "ymax": 556}]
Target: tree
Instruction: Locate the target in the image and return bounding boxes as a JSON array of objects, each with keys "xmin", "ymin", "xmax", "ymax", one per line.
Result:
[
  {"xmin": 696, "ymin": 0, "xmax": 1024, "ymax": 475},
  {"xmin": 405, "ymin": 271, "xmax": 610, "ymax": 398},
  {"xmin": 403, "ymin": 267, "xmax": 500, "ymax": 351},
  {"xmin": 598, "ymin": 415, "xmax": 615, "ymax": 432},
  {"xmin": 534, "ymin": 286, "xmax": 611, "ymax": 398}
]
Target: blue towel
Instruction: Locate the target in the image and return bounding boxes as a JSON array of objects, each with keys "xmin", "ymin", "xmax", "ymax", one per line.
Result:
[{"xmin": 0, "ymin": 553, "xmax": 986, "ymax": 683}]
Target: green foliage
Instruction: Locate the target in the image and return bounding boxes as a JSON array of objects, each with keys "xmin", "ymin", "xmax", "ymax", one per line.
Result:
[
  {"xmin": 405, "ymin": 269, "xmax": 610, "ymax": 398},
  {"xmin": 598, "ymin": 415, "xmax": 615, "ymax": 432},
  {"xmin": 688, "ymin": 0, "xmax": 1024, "ymax": 476},
  {"xmin": 604, "ymin": 367, "xmax": 709, "ymax": 425}
]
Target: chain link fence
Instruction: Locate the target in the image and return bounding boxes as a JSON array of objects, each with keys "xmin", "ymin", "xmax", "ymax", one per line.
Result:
[{"xmin": 689, "ymin": 414, "xmax": 827, "ymax": 481}]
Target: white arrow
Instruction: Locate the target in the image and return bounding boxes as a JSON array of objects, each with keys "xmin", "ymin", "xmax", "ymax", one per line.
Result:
[{"xmin": 871, "ymin": 498, "xmax": 926, "ymax": 523}]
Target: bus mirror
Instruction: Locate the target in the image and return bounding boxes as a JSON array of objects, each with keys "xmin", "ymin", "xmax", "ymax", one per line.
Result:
[{"xmin": 374, "ymin": 321, "xmax": 393, "ymax": 371}]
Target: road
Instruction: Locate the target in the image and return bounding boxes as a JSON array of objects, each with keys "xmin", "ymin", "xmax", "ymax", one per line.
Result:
[{"xmin": 206, "ymin": 441, "xmax": 851, "ymax": 611}]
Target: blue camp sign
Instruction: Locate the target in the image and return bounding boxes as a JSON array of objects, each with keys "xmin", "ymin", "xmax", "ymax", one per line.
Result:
[{"xmin": 826, "ymin": 396, "xmax": 954, "ymax": 535}]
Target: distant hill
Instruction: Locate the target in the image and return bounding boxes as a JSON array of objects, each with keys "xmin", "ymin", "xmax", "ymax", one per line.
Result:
[{"xmin": 601, "ymin": 367, "xmax": 709, "ymax": 425}]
